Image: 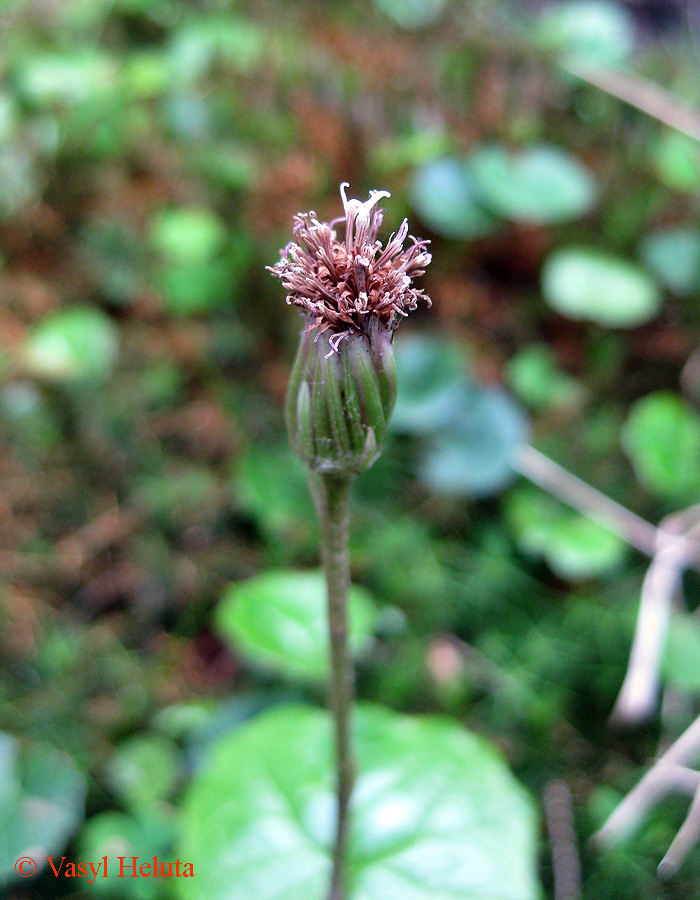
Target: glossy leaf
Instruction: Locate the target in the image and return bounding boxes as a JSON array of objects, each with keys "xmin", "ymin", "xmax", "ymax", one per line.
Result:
[
  {"xmin": 470, "ymin": 145, "xmax": 597, "ymax": 223},
  {"xmin": 409, "ymin": 158, "xmax": 497, "ymax": 239},
  {"xmin": 215, "ymin": 571, "xmax": 378, "ymax": 681},
  {"xmin": 0, "ymin": 735, "xmax": 86, "ymax": 884},
  {"xmin": 622, "ymin": 391, "xmax": 700, "ymax": 501},
  {"xmin": 542, "ymin": 248, "xmax": 661, "ymax": 327},
  {"xmin": 177, "ymin": 704, "xmax": 540, "ymax": 900},
  {"xmin": 24, "ymin": 307, "xmax": 119, "ymax": 384}
]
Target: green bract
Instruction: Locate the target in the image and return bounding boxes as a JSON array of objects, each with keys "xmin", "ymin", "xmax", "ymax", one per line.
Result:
[{"xmin": 286, "ymin": 325, "xmax": 397, "ymax": 475}]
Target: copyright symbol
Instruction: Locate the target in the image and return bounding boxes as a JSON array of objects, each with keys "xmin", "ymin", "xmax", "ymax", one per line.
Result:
[{"xmin": 16, "ymin": 857, "xmax": 36, "ymax": 877}]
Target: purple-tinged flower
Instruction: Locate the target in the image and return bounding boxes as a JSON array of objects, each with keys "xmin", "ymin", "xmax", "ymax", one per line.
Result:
[
  {"xmin": 270, "ymin": 184, "xmax": 431, "ymax": 474},
  {"xmin": 268, "ymin": 183, "xmax": 431, "ymax": 348}
]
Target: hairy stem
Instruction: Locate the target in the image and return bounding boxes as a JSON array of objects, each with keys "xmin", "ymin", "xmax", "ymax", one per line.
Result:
[{"xmin": 311, "ymin": 472, "xmax": 355, "ymax": 900}]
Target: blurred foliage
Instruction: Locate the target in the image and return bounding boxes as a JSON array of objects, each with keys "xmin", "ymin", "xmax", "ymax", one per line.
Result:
[{"xmin": 0, "ymin": 0, "xmax": 699, "ymax": 897}]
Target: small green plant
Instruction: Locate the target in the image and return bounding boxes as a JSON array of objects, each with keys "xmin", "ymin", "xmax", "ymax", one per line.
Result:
[{"xmin": 268, "ymin": 183, "xmax": 431, "ymax": 899}]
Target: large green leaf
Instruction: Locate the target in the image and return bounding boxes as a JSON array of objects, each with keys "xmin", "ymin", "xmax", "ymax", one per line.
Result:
[
  {"xmin": 215, "ymin": 571, "xmax": 378, "ymax": 681},
  {"xmin": 177, "ymin": 704, "xmax": 540, "ymax": 900},
  {"xmin": 0, "ymin": 734, "xmax": 86, "ymax": 885},
  {"xmin": 542, "ymin": 248, "xmax": 661, "ymax": 328},
  {"xmin": 470, "ymin": 145, "xmax": 597, "ymax": 223},
  {"xmin": 409, "ymin": 158, "xmax": 497, "ymax": 240},
  {"xmin": 622, "ymin": 391, "xmax": 700, "ymax": 501},
  {"xmin": 23, "ymin": 307, "xmax": 120, "ymax": 384}
]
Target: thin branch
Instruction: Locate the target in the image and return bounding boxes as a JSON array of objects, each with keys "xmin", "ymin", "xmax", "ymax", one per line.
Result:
[
  {"xmin": 594, "ymin": 715, "xmax": 700, "ymax": 847},
  {"xmin": 658, "ymin": 780, "xmax": 700, "ymax": 878},
  {"xmin": 563, "ymin": 62, "xmax": 700, "ymax": 143},
  {"xmin": 513, "ymin": 446, "xmax": 661, "ymax": 559}
]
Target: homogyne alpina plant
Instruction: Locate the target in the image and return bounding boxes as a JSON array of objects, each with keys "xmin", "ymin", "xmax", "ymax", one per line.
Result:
[{"xmin": 269, "ymin": 184, "xmax": 430, "ymax": 900}]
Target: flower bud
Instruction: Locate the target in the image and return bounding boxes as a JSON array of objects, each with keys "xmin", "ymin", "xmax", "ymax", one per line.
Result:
[{"xmin": 285, "ymin": 321, "xmax": 397, "ymax": 475}]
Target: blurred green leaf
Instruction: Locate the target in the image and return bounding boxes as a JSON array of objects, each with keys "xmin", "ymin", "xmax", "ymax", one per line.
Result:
[
  {"xmin": 542, "ymin": 248, "xmax": 661, "ymax": 327},
  {"xmin": 654, "ymin": 131, "xmax": 700, "ymax": 193},
  {"xmin": 150, "ymin": 208, "xmax": 227, "ymax": 266},
  {"xmin": 536, "ymin": 0, "xmax": 634, "ymax": 65},
  {"xmin": 373, "ymin": 0, "xmax": 446, "ymax": 30},
  {"xmin": 639, "ymin": 227, "xmax": 700, "ymax": 297},
  {"xmin": 15, "ymin": 52, "xmax": 119, "ymax": 108},
  {"xmin": 505, "ymin": 485, "xmax": 626, "ymax": 580},
  {"xmin": 622, "ymin": 391, "xmax": 700, "ymax": 501},
  {"xmin": 168, "ymin": 19, "xmax": 264, "ymax": 81},
  {"xmin": 420, "ymin": 387, "xmax": 529, "ymax": 497},
  {"xmin": 215, "ymin": 571, "xmax": 378, "ymax": 681},
  {"xmin": 80, "ymin": 810, "xmax": 176, "ymax": 898},
  {"xmin": 470, "ymin": 144, "xmax": 598, "ymax": 223},
  {"xmin": 23, "ymin": 307, "xmax": 119, "ymax": 385},
  {"xmin": 178, "ymin": 704, "xmax": 539, "ymax": 900},
  {"xmin": 409, "ymin": 158, "xmax": 497, "ymax": 239},
  {"xmin": 506, "ymin": 344, "xmax": 585, "ymax": 411},
  {"xmin": 0, "ymin": 735, "xmax": 86, "ymax": 885},
  {"xmin": 391, "ymin": 334, "xmax": 469, "ymax": 434},
  {"xmin": 106, "ymin": 735, "xmax": 181, "ymax": 812}
]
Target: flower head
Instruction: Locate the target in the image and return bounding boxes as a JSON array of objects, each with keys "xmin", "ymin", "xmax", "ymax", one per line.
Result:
[{"xmin": 268, "ymin": 183, "xmax": 431, "ymax": 348}]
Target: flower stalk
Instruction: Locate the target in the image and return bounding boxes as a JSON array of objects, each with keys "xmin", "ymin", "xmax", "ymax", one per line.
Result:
[{"xmin": 269, "ymin": 183, "xmax": 430, "ymax": 900}]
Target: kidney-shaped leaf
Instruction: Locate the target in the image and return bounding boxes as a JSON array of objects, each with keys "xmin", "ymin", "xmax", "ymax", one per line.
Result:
[
  {"xmin": 470, "ymin": 145, "xmax": 597, "ymax": 224},
  {"xmin": 177, "ymin": 704, "xmax": 540, "ymax": 900},
  {"xmin": 215, "ymin": 571, "xmax": 378, "ymax": 681},
  {"xmin": 542, "ymin": 248, "xmax": 661, "ymax": 328},
  {"xmin": 0, "ymin": 734, "xmax": 86, "ymax": 885}
]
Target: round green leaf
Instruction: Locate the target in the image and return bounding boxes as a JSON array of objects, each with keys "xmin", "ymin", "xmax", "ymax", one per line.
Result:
[
  {"xmin": 542, "ymin": 248, "xmax": 661, "ymax": 327},
  {"xmin": 622, "ymin": 391, "xmax": 700, "ymax": 501},
  {"xmin": 24, "ymin": 307, "xmax": 119, "ymax": 384},
  {"xmin": 409, "ymin": 158, "xmax": 497, "ymax": 240},
  {"xmin": 150, "ymin": 208, "xmax": 227, "ymax": 266},
  {"xmin": 536, "ymin": 1, "xmax": 634, "ymax": 65},
  {"xmin": 0, "ymin": 734, "xmax": 86, "ymax": 885},
  {"xmin": 420, "ymin": 386, "xmax": 529, "ymax": 497},
  {"xmin": 178, "ymin": 704, "xmax": 539, "ymax": 900},
  {"xmin": 105, "ymin": 735, "xmax": 181, "ymax": 812},
  {"xmin": 639, "ymin": 227, "xmax": 700, "ymax": 297},
  {"xmin": 215, "ymin": 571, "xmax": 378, "ymax": 681},
  {"xmin": 505, "ymin": 486, "xmax": 626, "ymax": 580},
  {"xmin": 391, "ymin": 335, "xmax": 468, "ymax": 434},
  {"xmin": 470, "ymin": 145, "xmax": 597, "ymax": 223}
]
